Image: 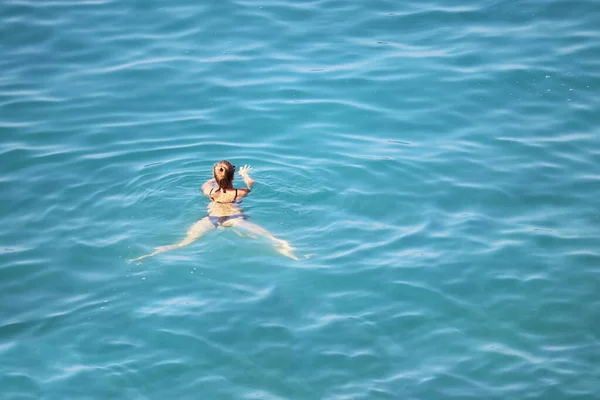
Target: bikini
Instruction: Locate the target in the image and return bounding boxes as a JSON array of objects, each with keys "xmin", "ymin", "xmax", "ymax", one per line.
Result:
[
  {"xmin": 208, "ymin": 188, "xmax": 246, "ymax": 227},
  {"xmin": 209, "ymin": 188, "xmax": 238, "ymax": 203}
]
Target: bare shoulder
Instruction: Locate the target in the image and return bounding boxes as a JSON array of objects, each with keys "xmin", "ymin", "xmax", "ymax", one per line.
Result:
[{"xmin": 201, "ymin": 179, "xmax": 216, "ymax": 196}]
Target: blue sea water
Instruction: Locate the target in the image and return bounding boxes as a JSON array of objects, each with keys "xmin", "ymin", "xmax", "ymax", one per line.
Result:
[{"xmin": 1, "ymin": 0, "xmax": 600, "ymax": 398}]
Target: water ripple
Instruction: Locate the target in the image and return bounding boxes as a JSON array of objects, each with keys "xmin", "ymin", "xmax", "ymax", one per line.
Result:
[{"xmin": 1, "ymin": 0, "xmax": 600, "ymax": 397}]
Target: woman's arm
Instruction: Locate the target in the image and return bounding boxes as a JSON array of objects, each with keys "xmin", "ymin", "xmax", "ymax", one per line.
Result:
[{"xmin": 238, "ymin": 165, "xmax": 254, "ymax": 191}]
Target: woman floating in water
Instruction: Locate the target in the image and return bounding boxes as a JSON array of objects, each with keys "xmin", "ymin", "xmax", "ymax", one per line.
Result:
[{"xmin": 129, "ymin": 160, "xmax": 298, "ymax": 262}]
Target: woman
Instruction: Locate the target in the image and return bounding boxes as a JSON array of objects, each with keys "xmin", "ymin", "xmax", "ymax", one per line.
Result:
[{"xmin": 129, "ymin": 160, "xmax": 298, "ymax": 262}]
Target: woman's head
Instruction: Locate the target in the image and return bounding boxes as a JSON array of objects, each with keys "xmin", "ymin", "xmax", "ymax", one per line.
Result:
[{"xmin": 213, "ymin": 160, "xmax": 235, "ymax": 192}]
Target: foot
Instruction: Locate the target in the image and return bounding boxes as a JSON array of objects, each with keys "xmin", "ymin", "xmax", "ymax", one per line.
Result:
[
  {"xmin": 127, "ymin": 253, "xmax": 152, "ymax": 263},
  {"xmin": 274, "ymin": 240, "xmax": 300, "ymax": 260}
]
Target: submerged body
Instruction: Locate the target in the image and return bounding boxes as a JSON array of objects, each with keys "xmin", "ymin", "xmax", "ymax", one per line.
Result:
[
  {"xmin": 207, "ymin": 203, "xmax": 246, "ymax": 228},
  {"xmin": 205, "ymin": 192, "xmax": 247, "ymax": 227},
  {"xmin": 129, "ymin": 162, "xmax": 298, "ymax": 262}
]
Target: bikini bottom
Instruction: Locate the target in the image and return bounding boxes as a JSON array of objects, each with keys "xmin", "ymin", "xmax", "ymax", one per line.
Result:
[{"xmin": 208, "ymin": 214, "xmax": 247, "ymax": 228}]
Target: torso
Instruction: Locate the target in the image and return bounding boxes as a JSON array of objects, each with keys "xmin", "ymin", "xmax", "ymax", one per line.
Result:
[
  {"xmin": 206, "ymin": 187, "xmax": 247, "ymax": 217},
  {"xmin": 207, "ymin": 201, "xmax": 243, "ymax": 218}
]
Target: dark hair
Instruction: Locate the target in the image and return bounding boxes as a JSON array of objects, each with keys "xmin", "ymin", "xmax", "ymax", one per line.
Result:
[{"xmin": 213, "ymin": 160, "xmax": 235, "ymax": 193}]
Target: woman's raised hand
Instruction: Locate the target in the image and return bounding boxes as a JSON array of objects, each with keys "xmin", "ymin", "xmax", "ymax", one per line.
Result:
[
  {"xmin": 238, "ymin": 165, "xmax": 254, "ymax": 190},
  {"xmin": 238, "ymin": 165, "xmax": 252, "ymax": 175}
]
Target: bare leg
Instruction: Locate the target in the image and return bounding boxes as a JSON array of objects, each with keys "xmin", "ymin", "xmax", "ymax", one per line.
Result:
[
  {"xmin": 223, "ymin": 218, "xmax": 300, "ymax": 260},
  {"xmin": 128, "ymin": 217, "xmax": 215, "ymax": 262}
]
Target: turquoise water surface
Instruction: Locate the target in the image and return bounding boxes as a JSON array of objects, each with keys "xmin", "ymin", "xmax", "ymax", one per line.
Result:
[{"xmin": 1, "ymin": 0, "xmax": 600, "ymax": 398}]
